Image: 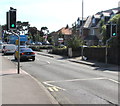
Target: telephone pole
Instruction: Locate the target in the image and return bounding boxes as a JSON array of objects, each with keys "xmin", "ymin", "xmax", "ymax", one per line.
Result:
[{"xmin": 81, "ymin": 0, "xmax": 84, "ymax": 60}]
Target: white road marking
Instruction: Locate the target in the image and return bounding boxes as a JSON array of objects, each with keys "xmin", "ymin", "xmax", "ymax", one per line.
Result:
[
  {"xmin": 48, "ymin": 87, "xmax": 54, "ymax": 92},
  {"xmin": 43, "ymin": 82, "xmax": 65, "ymax": 91},
  {"xmin": 44, "ymin": 77, "xmax": 106, "ymax": 83},
  {"xmin": 44, "ymin": 77, "xmax": 119, "ymax": 87},
  {"xmin": 53, "ymin": 86, "xmax": 59, "ymax": 91},
  {"xmin": 48, "ymin": 87, "xmax": 59, "ymax": 92},
  {"xmin": 46, "ymin": 61, "xmax": 50, "ymax": 64},
  {"xmin": 107, "ymin": 78, "xmax": 120, "ymax": 84},
  {"xmin": 104, "ymin": 71, "xmax": 118, "ymax": 74},
  {"xmin": 36, "ymin": 57, "xmax": 50, "ymax": 64}
]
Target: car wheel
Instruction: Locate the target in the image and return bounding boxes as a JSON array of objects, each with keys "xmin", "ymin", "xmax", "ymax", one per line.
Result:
[
  {"xmin": 3, "ymin": 52, "xmax": 6, "ymax": 55},
  {"xmin": 15, "ymin": 57, "xmax": 17, "ymax": 60},
  {"xmin": 32, "ymin": 58, "xmax": 35, "ymax": 61}
]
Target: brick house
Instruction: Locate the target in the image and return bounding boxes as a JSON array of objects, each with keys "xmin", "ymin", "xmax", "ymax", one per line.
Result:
[{"xmin": 51, "ymin": 26, "xmax": 72, "ymax": 46}]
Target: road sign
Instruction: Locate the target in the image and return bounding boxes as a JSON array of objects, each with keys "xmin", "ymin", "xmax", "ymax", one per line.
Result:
[{"xmin": 58, "ymin": 38, "xmax": 63, "ymax": 42}]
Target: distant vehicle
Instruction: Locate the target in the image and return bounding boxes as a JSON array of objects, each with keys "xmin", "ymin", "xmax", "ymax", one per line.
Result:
[
  {"xmin": 14, "ymin": 48, "xmax": 35, "ymax": 61},
  {"xmin": 35, "ymin": 42, "xmax": 42, "ymax": 45},
  {"xmin": 42, "ymin": 41, "xmax": 50, "ymax": 45},
  {"xmin": 0, "ymin": 40, "xmax": 3, "ymax": 53},
  {"xmin": 2, "ymin": 44, "xmax": 16, "ymax": 55},
  {"xmin": 0, "ymin": 41, "xmax": 3, "ymax": 45},
  {"xmin": 0, "ymin": 44, "xmax": 3, "ymax": 53},
  {"xmin": 16, "ymin": 45, "xmax": 27, "ymax": 49}
]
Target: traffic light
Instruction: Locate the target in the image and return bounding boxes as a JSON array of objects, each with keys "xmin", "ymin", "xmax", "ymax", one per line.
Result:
[
  {"xmin": 9, "ymin": 9, "xmax": 16, "ymax": 29},
  {"xmin": 106, "ymin": 24, "xmax": 111, "ymax": 38},
  {"xmin": 6, "ymin": 8, "xmax": 17, "ymax": 30},
  {"xmin": 112, "ymin": 24, "xmax": 117, "ymax": 37}
]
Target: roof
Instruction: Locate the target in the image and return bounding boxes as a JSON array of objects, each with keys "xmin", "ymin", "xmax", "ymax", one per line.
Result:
[
  {"xmin": 57, "ymin": 27, "xmax": 72, "ymax": 35},
  {"xmin": 83, "ymin": 16, "xmax": 92, "ymax": 28},
  {"xmin": 102, "ymin": 12, "xmax": 110, "ymax": 17},
  {"xmin": 77, "ymin": 17, "xmax": 87, "ymax": 21},
  {"xmin": 96, "ymin": 7, "xmax": 120, "ymax": 15},
  {"xmin": 93, "ymin": 14, "xmax": 101, "ymax": 19},
  {"xmin": 112, "ymin": 9, "xmax": 119, "ymax": 14}
]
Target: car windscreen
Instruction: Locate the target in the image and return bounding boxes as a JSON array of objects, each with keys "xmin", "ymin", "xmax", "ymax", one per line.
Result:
[
  {"xmin": 20, "ymin": 48, "xmax": 33, "ymax": 52},
  {"xmin": 5, "ymin": 45, "xmax": 16, "ymax": 49}
]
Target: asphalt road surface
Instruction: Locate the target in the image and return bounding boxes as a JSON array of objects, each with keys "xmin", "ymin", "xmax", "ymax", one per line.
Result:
[{"xmin": 3, "ymin": 53, "xmax": 119, "ymax": 105}]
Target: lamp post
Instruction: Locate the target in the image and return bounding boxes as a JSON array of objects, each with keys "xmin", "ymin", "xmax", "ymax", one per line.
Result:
[{"xmin": 81, "ymin": 0, "xmax": 84, "ymax": 60}]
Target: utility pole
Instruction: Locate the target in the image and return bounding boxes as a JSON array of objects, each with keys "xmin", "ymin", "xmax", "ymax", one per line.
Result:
[{"xmin": 81, "ymin": 0, "xmax": 84, "ymax": 60}]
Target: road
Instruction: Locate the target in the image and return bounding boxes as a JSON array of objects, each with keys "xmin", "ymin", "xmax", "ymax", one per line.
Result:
[{"xmin": 3, "ymin": 52, "xmax": 119, "ymax": 105}]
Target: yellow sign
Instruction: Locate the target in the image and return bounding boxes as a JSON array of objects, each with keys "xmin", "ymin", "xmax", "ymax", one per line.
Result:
[{"xmin": 16, "ymin": 40, "xmax": 18, "ymax": 45}]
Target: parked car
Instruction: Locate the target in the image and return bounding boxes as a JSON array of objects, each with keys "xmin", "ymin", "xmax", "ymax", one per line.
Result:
[
  {"xmin": 0, "ymin": 44, "xmax": 3, "ymax": 53},
  {"xmin": 14, "ymin": 48, "xmax": 35, "ymax": 61},
  {"xmin": 2, "ymin": 44, "xmax": 16, "ymax": 55},
  {"xmin": 35, "ymin": 42, "xmax": 42, "ymax": 45}
]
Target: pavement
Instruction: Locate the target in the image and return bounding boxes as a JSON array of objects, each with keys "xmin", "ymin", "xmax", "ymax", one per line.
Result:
[
  {"xmin": 0, "ymin": 50, "xmax": 119, "ymax": 105},
  {"xmin": 1, "ymin": 55, "xmax": 59, "ymax": 104}
]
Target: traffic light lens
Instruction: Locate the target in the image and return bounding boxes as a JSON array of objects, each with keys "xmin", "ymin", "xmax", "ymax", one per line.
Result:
[
  {"xmin": 11, "ymin": 24, "xmax": 15, "ymax": 27},
  {"xmin": 113, "ymin": 33, "xmax": 116, "ymax": 36}
]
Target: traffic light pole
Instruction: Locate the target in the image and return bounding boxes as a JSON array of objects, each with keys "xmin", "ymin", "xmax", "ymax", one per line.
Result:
[
  {"xmin": 105, "ymin": 38, "xmax": 111, "ymax": 64},
  {"xmin": 11, "ymin": 31, "xmax": 20, "ymax": 74},
  {"xmin": 105, "ymin": 23, "xmax": 117, "ymax": 64}
]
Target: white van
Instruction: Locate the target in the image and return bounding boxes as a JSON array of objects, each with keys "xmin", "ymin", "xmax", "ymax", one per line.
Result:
[
  {"xmin": 0, "ymin": 44, "xmax": 3, "ymax": 53},
  {"xmin": 3, "ymin": 44, "xmax": 16, "ymax": 55}
]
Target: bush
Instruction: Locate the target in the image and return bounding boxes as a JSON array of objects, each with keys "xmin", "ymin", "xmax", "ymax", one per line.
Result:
[{"xmin": 29, "ymin": 45, "xmax": 53, "ymax": 51}]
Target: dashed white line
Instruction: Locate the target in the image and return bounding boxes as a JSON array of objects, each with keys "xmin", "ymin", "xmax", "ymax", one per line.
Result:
[{"xmin": 46, "ymin": 61, "xmax": 50, "ymax": 64}]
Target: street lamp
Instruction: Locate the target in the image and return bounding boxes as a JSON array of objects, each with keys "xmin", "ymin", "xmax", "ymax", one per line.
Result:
[{"xmin": 81, "ymin": 0, "xmax": 84, "ymax": 60}]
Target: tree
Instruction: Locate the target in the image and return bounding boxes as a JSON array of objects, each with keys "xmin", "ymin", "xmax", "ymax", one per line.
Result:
[
  {"xmin": 99, "ymin": 14, "xmax": 120, "ymax": 46},
  {"xmin": 67, "ymin": 36, "xmax": 83, "ymax": 49},
  {"xmin": 28, "ymin": 27, "xmax": 37, "ymax": 42},
  {"xmin": 40, "ymin": 27, "xmax": 49, "ymax": 36},
  {"xmin": 109, "ymin": 14, "xmax": 120, "ymax": 48}
]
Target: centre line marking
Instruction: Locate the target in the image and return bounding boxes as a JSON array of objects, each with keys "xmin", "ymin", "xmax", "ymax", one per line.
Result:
[
  {"xmin": 107, "ymin": 78, "xmax": 120, "ymax": 84},
  {"xmin": 44, "ymin": 77, "xmax": 106, "ymax": 84},
  {"xmin": 44, "ymin": 77, "xmax": 119, "ymax": 85},
  {"xmin": 46, "ymin": 61, "xmax": 50, "ymax": 64}
]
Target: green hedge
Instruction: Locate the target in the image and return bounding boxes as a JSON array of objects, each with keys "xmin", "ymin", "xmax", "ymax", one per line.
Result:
[{"xmin": 29, "ymin": 45, "xmax": 53, "ymax": 51}]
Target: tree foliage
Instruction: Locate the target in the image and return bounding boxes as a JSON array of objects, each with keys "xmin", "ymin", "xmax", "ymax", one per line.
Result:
[
  {"xmin": 100, "ymin": 14, "xmax": 120, "ymax": 47},
  {"xmin": 67, "ymin": 36, "xmax": 83, "ymax": 49}
]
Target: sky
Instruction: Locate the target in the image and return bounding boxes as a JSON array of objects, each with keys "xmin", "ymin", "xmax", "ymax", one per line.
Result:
[{"xmin": 0, "ymin": 0, "xmax": 120, "ymax": 32}]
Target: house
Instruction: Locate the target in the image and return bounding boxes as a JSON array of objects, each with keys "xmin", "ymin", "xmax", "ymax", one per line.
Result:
[
  {"xmin": 51, "ymin": 25, "xmax": 72, "ymax": 46},
  {"xmin": 82, "ymin": 7, "xmax": 120, "ymax": 46}
]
